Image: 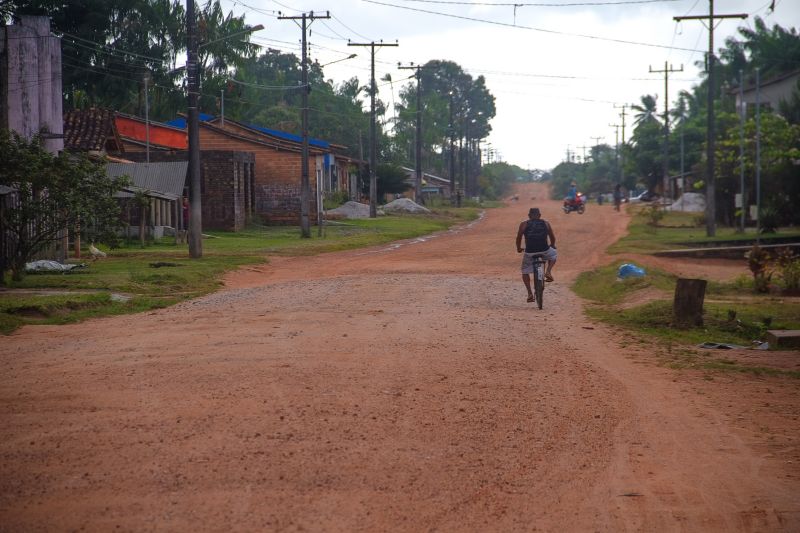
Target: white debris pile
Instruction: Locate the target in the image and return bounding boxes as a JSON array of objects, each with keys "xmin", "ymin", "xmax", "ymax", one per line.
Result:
[
  {"xmin": 668, "ymin": 192, "xmax": 706, "ymax": 212},
  {"xmin": 25, "ymin": 260, "xmax": 86, "ymax": 273},
  {"xmin": 382, "ymin": 197, "xmax": 431, "ymax": 214},
  {"xmin": 326, "ymin": 201, "xmax": 381, "ymax": 219}
]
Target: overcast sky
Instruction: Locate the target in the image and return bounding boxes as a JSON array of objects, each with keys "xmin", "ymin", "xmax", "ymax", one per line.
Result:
[{"xmin": 221, "ymin": 0, "xmax": 799, "ymax": 170}]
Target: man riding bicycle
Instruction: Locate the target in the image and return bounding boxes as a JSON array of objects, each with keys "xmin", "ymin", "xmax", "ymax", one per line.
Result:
[{"xmin": 516, "ymin": 207, "xmax": 557, "ymax": 303}]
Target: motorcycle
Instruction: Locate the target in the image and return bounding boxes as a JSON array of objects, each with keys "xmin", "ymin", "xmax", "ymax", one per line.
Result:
[{"xmin": 563, "ymin": 193, "xmax": 586, "ymax": 214}]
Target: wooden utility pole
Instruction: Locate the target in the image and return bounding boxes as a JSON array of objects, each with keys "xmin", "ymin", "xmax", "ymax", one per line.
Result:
[
  {"xmin": 186, "ymin": 0, "xmax": 202, "ymax": 258},
  {"xmin": 280, "ymin": 11, "xmax": 331, "ymax": 237},
  {"xmin": 613, "ymin": 104, "xmax": 628, "ymax": 186},
  {"xmin": 675, "ymin": 2, "xmax": 747, "ymax": 236},
  {"xmin": 609, "ymin": 124, "xmax": 620, "ymax": 182},
  {"xmin": 349, "ymin": 40, "xmax": 399, "ymax": 217},
  {"xmin": 649, "ymin": 62, "xmax": 683, "ymax": 201},
  {"xmin": 398, "ymin": 62, "xmax": 436, "ymax": 204}
]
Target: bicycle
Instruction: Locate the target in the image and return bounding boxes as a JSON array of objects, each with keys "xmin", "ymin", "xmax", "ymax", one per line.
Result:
[{"xmin": 526, "ymin": 251, "xmax": 547, "ymax": 310}]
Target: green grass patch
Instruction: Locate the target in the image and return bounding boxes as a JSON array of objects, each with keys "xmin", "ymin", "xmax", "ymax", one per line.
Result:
[
  {"xmin": 608, "ymin": 206, "xmax": 800, "ymax": 254},
  {"xmin": 575, "ymin": 259, "xmax": 800, "ymax": 377},
  {"xmin": 588, "ymin": 299, "xmax": 800, "ymax": 346},
  {"xmin": 572, "ymin": 260, "xmax": 677, "ymax": 304},
  {"xmin": 1, "ymin": 210, "xmax": 480, "ymax": 333},
  {"xmin": 0, "ymin": 292, "xmax": 175, "ymax": 334}
]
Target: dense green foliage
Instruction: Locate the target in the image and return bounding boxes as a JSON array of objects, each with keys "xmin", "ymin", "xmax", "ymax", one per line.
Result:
[
  {"xmin": 0, "ymin": 131, "xmax": 128, "ymax": 281},
  {"xmin": 7, "ymin": 0, "xmax": 498, "ymax": 172}
]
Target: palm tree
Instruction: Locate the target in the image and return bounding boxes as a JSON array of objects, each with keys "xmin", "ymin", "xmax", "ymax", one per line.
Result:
[{"xmin": 632, "ymin": 94, "xmax": 660, "ymax": 127}]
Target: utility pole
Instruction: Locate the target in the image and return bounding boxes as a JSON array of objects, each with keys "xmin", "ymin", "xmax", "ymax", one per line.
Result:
[
  {"xmin": 738, "ymin": 69, "xmax": 746, "ymax": 232},
  {"xmin": 349, "ymin": 40, "xmax": 399, "ymax": 217},
  {"xmin": 186, "ymin": 0, "xmax": 202, "ymax": 258},
  {"xmin": 649, "ymin": 62, "xmax": 684, "ymax": 201},
  {"xmin": 398, "ymin": 62, "xmax": 436, "ymax": 204},
  {"xmin": 280, "ymin": 11, "xmax": 330, "ymax": 236},
  {"xmin": 144, "ymin": 72, "xmax": 150, "ymax": 164},
  {"xmin": 578, "ymin": 144, "xmax": 589, "ymax": 164},
  {"xmin": 756, "ymin": 67, "xmax": 761, "ymax": 244},
  {"xmin": 609, "ymin": 124, "xmax": 620, "ymax": 183},
  {"xmin": 614, "ymin": 104, "xmax": 628, "ymax": 186},
  {"xmin": 675, "ymin": 2, "xmax": 747, "ymax": 236},
  {"xmin": 448, "ymin": 90, "xmax": 456, "ymax": 199}
]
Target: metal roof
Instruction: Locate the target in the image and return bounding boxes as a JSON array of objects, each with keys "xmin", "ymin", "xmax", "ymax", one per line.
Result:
[
  {"xmin": 107, "ymin": 162, "xmax": 187, "ymax": 199},
  {"xmin": 166, "ymin": 114, "xmax": 330, "ymax": 149}
]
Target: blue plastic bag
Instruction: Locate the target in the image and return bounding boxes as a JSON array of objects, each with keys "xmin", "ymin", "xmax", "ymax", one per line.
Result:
[{"xmin": 617, "ymin": 263, "xmax": 646, "ymax": 279}]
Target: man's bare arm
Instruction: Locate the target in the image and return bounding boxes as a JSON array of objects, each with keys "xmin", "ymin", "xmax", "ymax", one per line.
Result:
[
  {"xmin": 546, "ymin": 221, "xmax": 556, "ymax": 247},
  {"xmin": 516, "ymin": 222, "xmax": 525, "ymax": 252}
]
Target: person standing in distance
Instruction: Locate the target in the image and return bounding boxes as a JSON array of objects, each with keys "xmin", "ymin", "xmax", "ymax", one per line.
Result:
[{"xmin": 516, "ymin": 207, "xmax": 557, "ymax": 303}]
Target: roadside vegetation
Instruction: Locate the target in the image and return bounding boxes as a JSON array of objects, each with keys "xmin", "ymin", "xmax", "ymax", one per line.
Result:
[
  {"xmin": 0, "ymin": 209, "xmax": 481, "ymax": 334},
  {"xmin": 609, "ymin": 205, "xmax": 800, "ymax": 255},
  {"xmin": 575, "ymin": 207, "xmax": 800, "ymax": 377}
]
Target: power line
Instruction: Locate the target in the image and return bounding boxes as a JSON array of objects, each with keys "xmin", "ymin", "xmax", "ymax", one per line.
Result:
[
  {"xmin": 363, "ymin": 0, "xmax": 705, "ymax": 52},
  {"xmin": 385, "ymin": 0, "xmax": 680, "ymax": 5}
]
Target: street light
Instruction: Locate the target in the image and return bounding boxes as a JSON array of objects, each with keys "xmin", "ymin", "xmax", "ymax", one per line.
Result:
[
  {"xmin": 199, "ymin": 24, "xmax": 264, "ymax": 49},
  {"xmin": 318, "ymin": 53, "xmax": 357, "ymax": 68}
]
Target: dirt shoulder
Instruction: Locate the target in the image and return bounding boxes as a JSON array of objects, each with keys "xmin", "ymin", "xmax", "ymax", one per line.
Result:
[{"xmin": 0, "ymin": 183, "xmax": 797, "ymax": 531}]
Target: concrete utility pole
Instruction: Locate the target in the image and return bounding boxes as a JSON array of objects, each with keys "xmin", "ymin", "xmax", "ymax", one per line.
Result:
[
  {"xmin": 738, "ymin": 69, "xmax": 746, "ymax": 232},
  {"xmin": 649, "ymin": 62, "xmax": 683, "ymax": 201},
  {"xmin": 448, "ymin": 91, "xmax": 455, "ymax": 198},
  {"xmin": 280, "ymin": 11, "xmax": 330, "ymax": 236},
  {"xmin": 613, "ymin": 104, "xmax": 628, "ymax": 186},
  {"xmin": 349, "ymin": 40, "xmax": 399, "ymax": 217},
  {"xmin": 186, "ymin": 0, "xmax": 202, "ymax": 258},
  {"xmin": 398, "ymin": 62, "xmax": 436, "ymax": 204},
  {"xmin": 675, "ymin": 2, "xmax": 747, "ymax": 236},
  {"xmin": 609, "ymin": 124, "xmax": 621, "ymax": 183}
]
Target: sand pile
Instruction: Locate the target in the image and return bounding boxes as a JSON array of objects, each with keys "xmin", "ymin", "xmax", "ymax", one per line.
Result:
[
  {"xmin": 382, "ymin": 198, "xmax": 431, "ymax": 214},
  {"xmin": 326, "ymin": 201, "xmax": 383, "ymax": 219},
  {"xmin": 668, "ymin": 192, "xmax": 706, "ymax": 212}
]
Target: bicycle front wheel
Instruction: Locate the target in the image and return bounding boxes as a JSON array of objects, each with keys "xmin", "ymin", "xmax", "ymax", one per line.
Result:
[{"xmin": 534, "ymin": 266, "xmax": 544, "ymax": 309}]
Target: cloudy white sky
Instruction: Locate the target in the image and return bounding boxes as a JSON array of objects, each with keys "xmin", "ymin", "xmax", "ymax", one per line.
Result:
[{"xmin": 221, "ymin": 0, "xmax": 799, "ymax": 170}]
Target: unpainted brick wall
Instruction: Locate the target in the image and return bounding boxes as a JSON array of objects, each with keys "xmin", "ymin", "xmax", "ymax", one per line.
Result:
[{"xmin": 121, "ymin": 149, "xmax": 254, "ymax": 231}]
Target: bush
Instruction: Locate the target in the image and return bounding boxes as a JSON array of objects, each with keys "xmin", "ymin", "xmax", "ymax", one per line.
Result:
[
  {"xmin": 323, "ymin": 190, "xmax": 349, "ymax": 210},
  {"xmin": 644, "ymin": 204, "xmax": 665, "ymax": 226},
  {"xmin": 746, "ymin": 245, "xmax": 773, "ymax": 293},
  {"xmin": 775, "ymin": 249, "xmax": 800, "ymax": 291},
  {"xmin": 759, "ymin": 205, "xmax": 780, "ymax": 233}
]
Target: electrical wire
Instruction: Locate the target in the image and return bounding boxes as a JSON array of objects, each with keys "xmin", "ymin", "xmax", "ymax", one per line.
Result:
[
  {"xmin": 385, "ymin": 0, "xmax": 679, "ymax": 5},
  {"xmin": 362, "ymin": 0, "xmax": 705, "ymax": 52}
]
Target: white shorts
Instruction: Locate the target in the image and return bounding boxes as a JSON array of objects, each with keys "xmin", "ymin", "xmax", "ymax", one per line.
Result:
[{"xmin": 521, "ymin": 248, "xmax": 557, "ymax": 274}]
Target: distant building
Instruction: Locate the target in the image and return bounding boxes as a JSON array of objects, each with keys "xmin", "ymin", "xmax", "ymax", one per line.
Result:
[
  {"xmin": 734, "ymin": 69, "xmax": 800, "ymax": 116},
  {"xmin": 400, "ymin": 166, "xmax": 451, "ymax": 200},
  {"xmin": 167, "ymin": 115, "xmax": 359, "ymax": 224}
]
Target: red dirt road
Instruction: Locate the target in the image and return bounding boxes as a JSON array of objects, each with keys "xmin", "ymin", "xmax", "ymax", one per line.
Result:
[{"xmin": 1, "ymin": 183, "xmax": 798, "ymax": 531}]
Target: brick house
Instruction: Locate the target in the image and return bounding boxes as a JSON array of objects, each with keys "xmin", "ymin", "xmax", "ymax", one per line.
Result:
[
  {"xmin": 123, "ymin": 149, "xmax": 255, "ymax": 232},
  {"xmin": 167, "ymin": 115, "xmax": 360, "ymax": 224},
  {"xmin": 115, "ymin": 112, "xmax": 188, "ymax": 152}
]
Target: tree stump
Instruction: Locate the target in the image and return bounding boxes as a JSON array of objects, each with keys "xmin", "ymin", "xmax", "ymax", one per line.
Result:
[{"xmin": 673, "ymin": 278, "xmax": 707, "ymax": 328}]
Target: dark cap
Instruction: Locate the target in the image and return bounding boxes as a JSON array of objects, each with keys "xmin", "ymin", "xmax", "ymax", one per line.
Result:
[{"xmin": 528, "ymin": 207, "xmax": 540, "ymax": 216}]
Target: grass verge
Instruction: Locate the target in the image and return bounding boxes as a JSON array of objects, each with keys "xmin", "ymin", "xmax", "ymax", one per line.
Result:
[
  {"xmin": 1, "ymin": 209, "xmax": 481, "ymax": 334},
  {"xmin": 574, "ymin": 258, "xmax": 800, "ymax": 378},
  {"xmin": 608, "ymin": 205, "xmax": 800, "ymax": 254}
]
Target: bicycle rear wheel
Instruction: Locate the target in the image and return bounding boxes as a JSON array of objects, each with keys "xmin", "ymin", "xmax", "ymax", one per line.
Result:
[{"xmin": 534, "ymin": 264, "xmax": 544, "ymax": 309}]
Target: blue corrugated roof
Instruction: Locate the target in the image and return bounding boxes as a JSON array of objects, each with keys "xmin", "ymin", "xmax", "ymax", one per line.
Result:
[
  {"xmin": 245, "ymin": 123, "xmax": 329, "ymax": 149},
  {"xmin": 164, "ymin": 113, "xmax": 214, "ymax": 129},
  {"xmin": 165, "ymin": 114, "xmax": 329, "ymax": 149}
]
